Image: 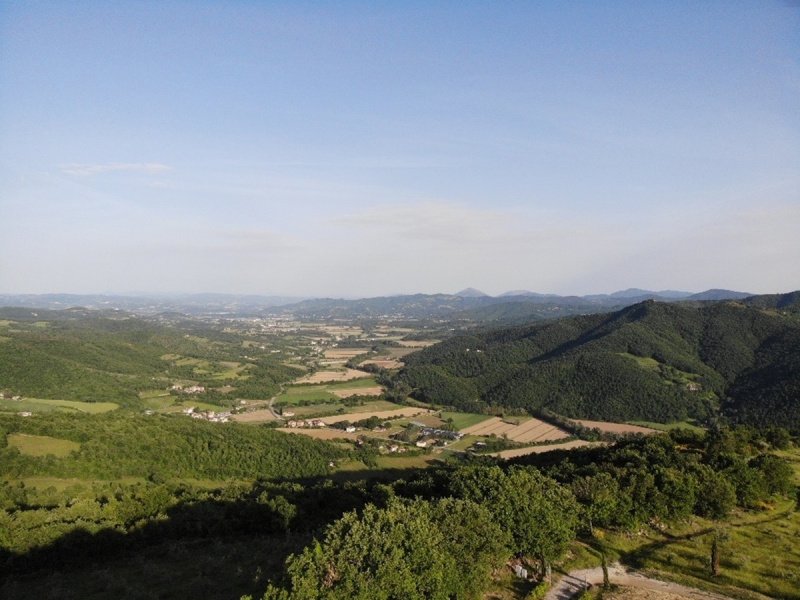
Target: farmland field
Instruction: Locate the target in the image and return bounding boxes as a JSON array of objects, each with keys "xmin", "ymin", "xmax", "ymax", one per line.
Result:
[
  {"xmin": 440, "ymin": 411, "xmax": 492, "ymax": 430},
  {"xmin": 460, "ymin": 416, "xmax": 570, "ymax": 442},
  {"xmin": 574, "ymin": 419, "xmax": 657, "ymax": 435},
  {"xmin": 296, "ymin": 368, "xmax": 371, "ymax": 384},
  {"xmin": 491, "ymin": 439, "xmax": 599, "ymax": 459},
  {"xmin": 321, "ymin": 406, "xmax": 434, "ymax": 424},
  {"xmin": 275, "ymin": 377, "xmax": 382, "ymax": 404},
  {"xmin": 7, "ymin": 433, "xmax": 81, "ymax": 457}
]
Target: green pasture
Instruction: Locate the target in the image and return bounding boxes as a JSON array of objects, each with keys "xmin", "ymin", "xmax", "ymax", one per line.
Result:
[
  {"xmin": 0, "ymin": 397, "xmax": 119, "ymax": 414},
  {"xmin": 440, "ymin": 411, "xmax": 492, "ymax": 430},
  {"xmin": 7, "ymin": 433, "xmax": 81, "ymax": 457}
]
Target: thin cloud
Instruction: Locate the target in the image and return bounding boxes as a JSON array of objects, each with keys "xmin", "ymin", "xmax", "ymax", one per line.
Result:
[{"xmin": 60, "ymin": 163, "xmax": 172, "ymax": 177}]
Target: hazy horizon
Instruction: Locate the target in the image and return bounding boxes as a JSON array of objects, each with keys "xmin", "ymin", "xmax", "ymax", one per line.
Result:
[{"xmin": 2, "ymin": 2, "xmax": 798, "ymax": 297}]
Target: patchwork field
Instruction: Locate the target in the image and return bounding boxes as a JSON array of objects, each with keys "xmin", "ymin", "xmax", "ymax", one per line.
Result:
[
  {"xmin": 396, "ymin": 340, "xmax": 439, "ymax": 348},
  {"xmin": 460, "ymin": 416, "xmax": 570, "ymax": 443},
  {"xmin": 575, "ymin": 419, "xmax": 657, "ymax": 435}
]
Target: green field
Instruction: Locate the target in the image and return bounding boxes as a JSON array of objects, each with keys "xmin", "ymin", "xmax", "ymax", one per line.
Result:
[
  {"xmin": 276, "ymin": 377, "xmax": 380, "ymax": 405},
  {"xmin": 0, "ymin": 397, "xmax": 119, "ymax": 414},
  {"xmin": 7, "ymin": 433, "xmax": 81, "ymax": 457},
  {"xmin": 440, "ymin": 411, "xmax": 492, "ymax": 430},
  {"xmin": 287, "ymin": 399, "xmax": 400, "ymax": 418}
]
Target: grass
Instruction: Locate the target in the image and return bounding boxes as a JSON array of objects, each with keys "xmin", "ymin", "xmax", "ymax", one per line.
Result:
[
  {"xmin": 276, "ymin": 378, "xmax": 381, "ymax": 405},
  {"xmin": 440, "ymin": 411, "xmax": 492, "ymax": 430},
  {"xmin": 7, "ymin": 433, "xmax": 81, "ymax": 457},
  {"xmin": 584, "ymin": 447, "xmax": 800, "ymax": 600},
  {"xmin": 595, "ymin": 501, "xmax": 800, "ymax": 599},
  {"xmin": 0, "ymin": 397, "xmax": 119, "ymax": 414}
]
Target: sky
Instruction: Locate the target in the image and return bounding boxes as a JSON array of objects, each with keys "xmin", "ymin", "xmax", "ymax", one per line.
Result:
[{"xmin": 1, "ymin": 1, "xmax": 798, "ymax": 298}]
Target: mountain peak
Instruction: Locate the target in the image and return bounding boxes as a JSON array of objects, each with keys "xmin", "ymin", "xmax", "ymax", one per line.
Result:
[{"xmin": 455, "ymin": 288, "xmax": 490, "ymax": 298}]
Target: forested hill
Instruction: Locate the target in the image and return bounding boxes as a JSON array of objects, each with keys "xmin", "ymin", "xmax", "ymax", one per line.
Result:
[{"xmin": 399, "ymin": 293, "xmax": 800, "ymax": 430}]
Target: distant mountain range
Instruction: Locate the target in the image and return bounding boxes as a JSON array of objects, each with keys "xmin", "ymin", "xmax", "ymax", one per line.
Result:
[{"xmin": 0, "ymin": 288, "xmax": 762, "ymax": 321}]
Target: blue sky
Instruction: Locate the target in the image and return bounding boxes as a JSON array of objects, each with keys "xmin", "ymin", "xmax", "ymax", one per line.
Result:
[{"xmin": 1, "ymin": 1, "xmax": 798, "ymax": 297}]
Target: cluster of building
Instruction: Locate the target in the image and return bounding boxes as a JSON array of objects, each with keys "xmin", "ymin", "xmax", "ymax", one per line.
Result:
[
  {"xmin": 0, "ymin": 391, "xmax": 22, "ymax": 401},
  {"xmin": 171, "ymin": 384, "xmax": 206, "ymax": 394},
  {"xmin": 285, "ymin": 418, "xmax": 326, "ymax": 428},
  {"xmin": 182, "ymin": 406, "xmax": 231, "ymax": 423},
  {"xmin": 418, "ymin": 427, "xmax": 463, "ymax": 441}
]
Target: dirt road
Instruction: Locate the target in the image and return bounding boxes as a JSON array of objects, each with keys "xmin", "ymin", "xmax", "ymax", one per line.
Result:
[{"xmin": 545, "ymin": 564, "xmax": 735, "ymax": 600}]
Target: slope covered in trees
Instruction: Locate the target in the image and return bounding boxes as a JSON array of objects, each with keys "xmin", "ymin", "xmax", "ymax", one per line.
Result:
[
  {"xmin": 399, "ymin": 295, "xmax": 800, "ymax": 430},
  {"xmin": 0, "ymin": 311, "xmax": 300, "ymax": 407}
]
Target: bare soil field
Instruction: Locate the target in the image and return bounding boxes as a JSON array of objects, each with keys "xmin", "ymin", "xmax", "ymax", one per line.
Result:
[
  {"xmin": 460, "ymin": 417, "xmax": 570, "ymax": 443},
  {"xmin": 276, "ymin": 428, "xmax": 359, "ymax": 440},
  {"xmin": 492, "ymin": 440, "xmax": 601, "ymax": 459},
  {"xmin": 296, "ymin": 368, "xmax": 371, "ymax": 384},
  {"xmin": 331, "ymin": 386, "xmax": 384, "ymax": 398},
  {"xmin": 575, "ymin": 419, "xmax": 658, "ymax": 435},
  {"xmin": 321, "ymin": 406, "xmax": 433, "ymax": 425}
]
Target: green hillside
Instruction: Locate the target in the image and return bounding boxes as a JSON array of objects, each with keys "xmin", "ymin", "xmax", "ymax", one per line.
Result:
[
  {"xmin": 399, "ymin": 295, "xmax": 800, "ymax": 430},
  {"xmin": 0, "ymin": 311, "xmax": 300, "ymax": 408}
]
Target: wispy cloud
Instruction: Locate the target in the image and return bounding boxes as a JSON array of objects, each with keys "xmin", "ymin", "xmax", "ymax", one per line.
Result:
[{"xmin": 60, "ymin": 163, "xmax": 172, "ymax": 176}]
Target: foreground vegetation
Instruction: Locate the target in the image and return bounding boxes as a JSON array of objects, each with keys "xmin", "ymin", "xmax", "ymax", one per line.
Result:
[{"xmin": 1, "ymin": 301, "xmax": 799, "ymax": 599}]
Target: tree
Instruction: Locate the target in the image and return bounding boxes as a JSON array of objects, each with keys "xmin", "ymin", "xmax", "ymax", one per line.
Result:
[
  {"xmin": 272, "ymin": 497, "xmax": 508, "ymax": 600},
  {"xmin": 449, "ymin": 466, "xmax": 578, "ymax": 578}
]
